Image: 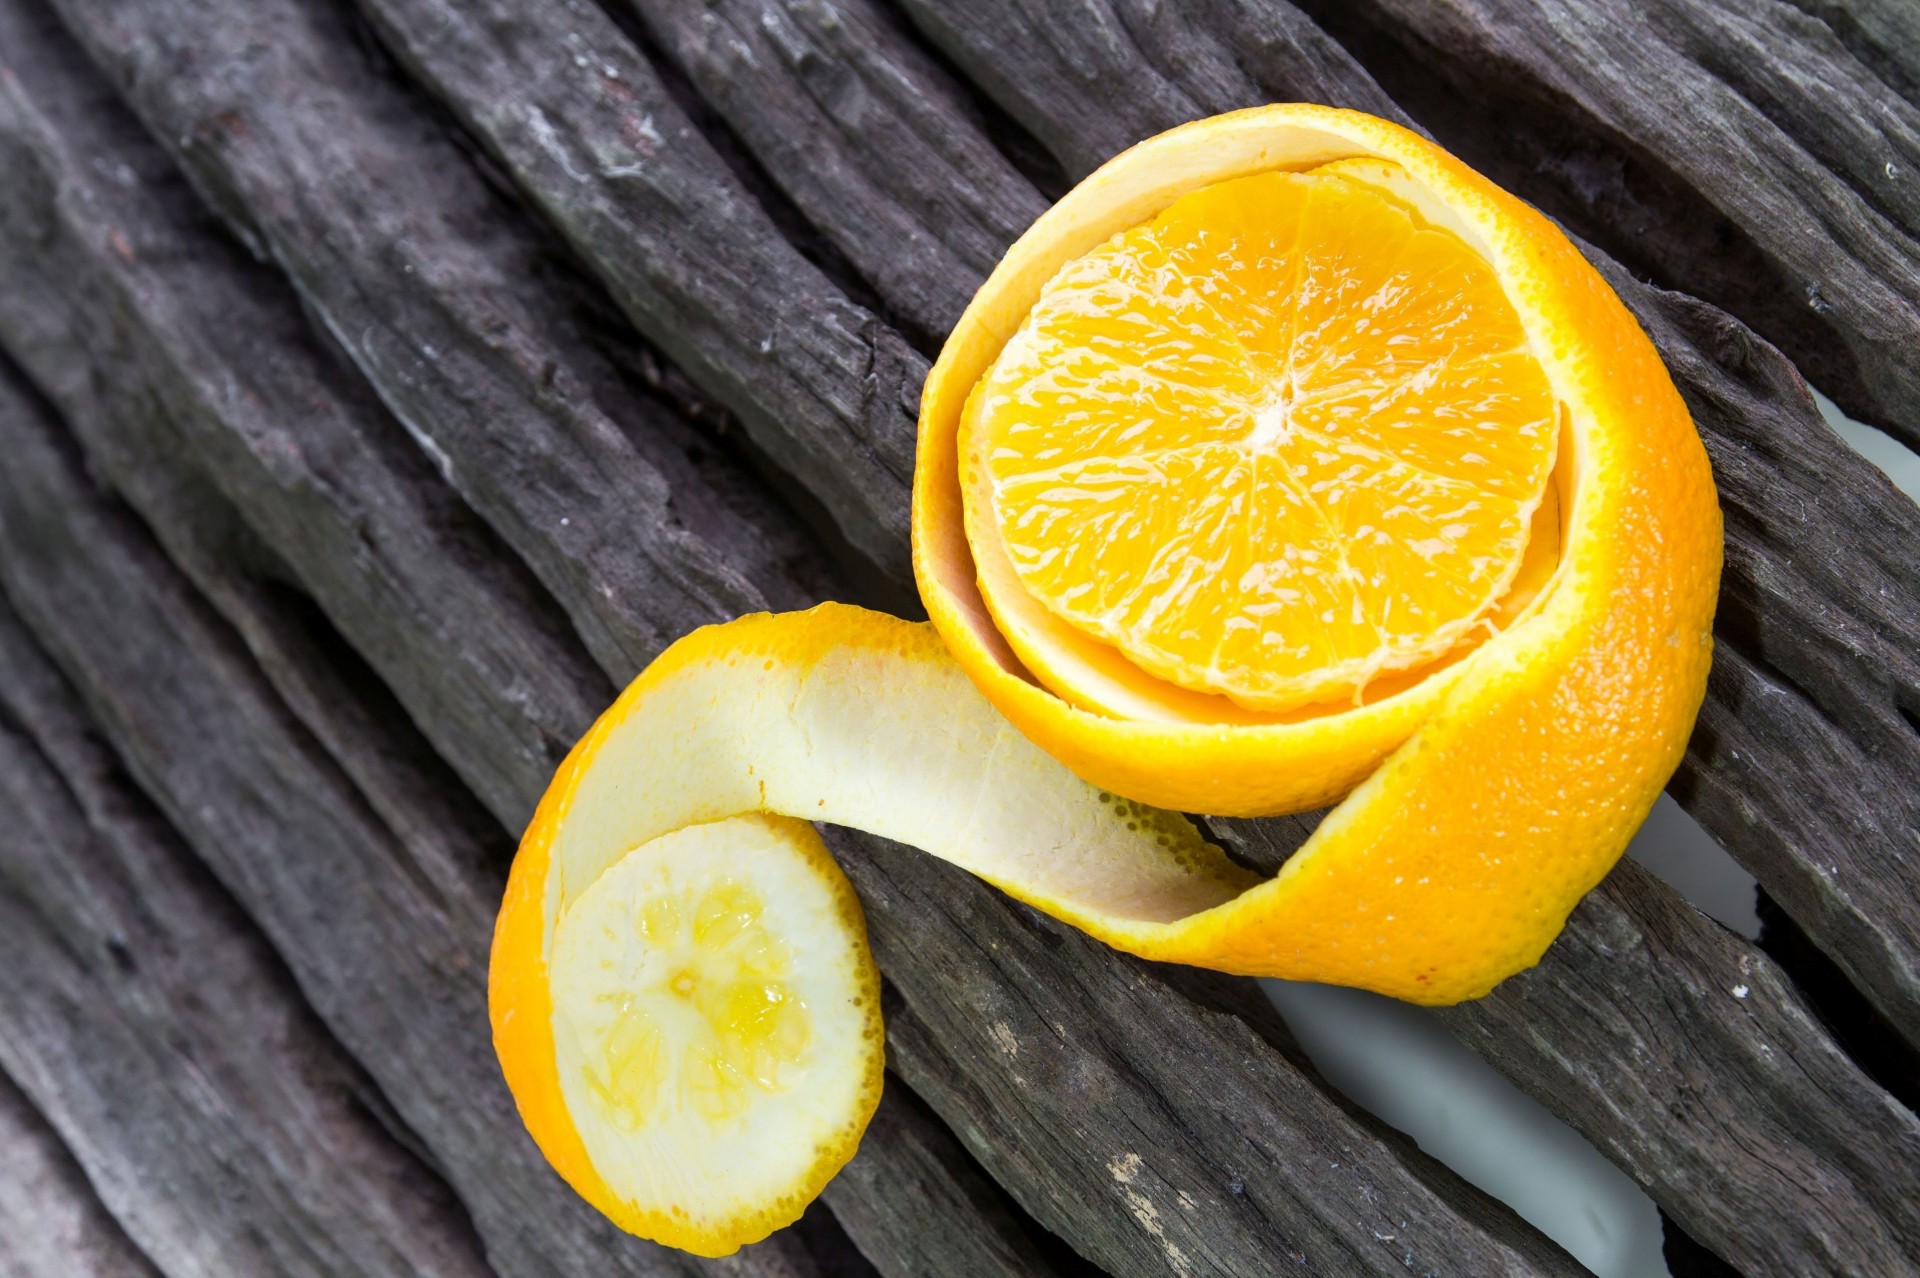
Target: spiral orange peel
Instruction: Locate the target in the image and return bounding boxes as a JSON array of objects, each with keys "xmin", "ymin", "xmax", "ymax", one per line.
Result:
[{"xmin": 492, "ymin": 105, "xmax": 1720, "ymax": 1256}]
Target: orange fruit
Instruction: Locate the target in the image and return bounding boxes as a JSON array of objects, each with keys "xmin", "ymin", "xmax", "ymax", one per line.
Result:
[
  {"xmin": 915, "ymin": 104, "xmax": 1718, "ymax": 818},
  {"xmin": 494, "ymin": 105, "xmax": 1720, "ymax": 1255},
  {"xmin": 494, "ymin": 800, "xmax": 882, "ymax": 1257},
  {"xmin": 961, "ymin": 164, "xmax": 1559, "ymax": 714}
]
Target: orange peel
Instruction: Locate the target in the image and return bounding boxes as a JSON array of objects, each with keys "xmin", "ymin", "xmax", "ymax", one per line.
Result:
[{"xmin": 491, "ymin": 105, "xmax": 1720, "ymax": 1256}]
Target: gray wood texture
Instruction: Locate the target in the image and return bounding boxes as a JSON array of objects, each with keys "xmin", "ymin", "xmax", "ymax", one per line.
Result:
[
  {"xmin": 579, "ymin": 0, "xmax": 1920, "ymax": 1268},
  {"xmin": 38, "ymin": 0, "xmax": 803, "ymax": 695},
  {"xmin": 0, "ymin": 358, "xmax": 802, "ymax": 1278},
  {"xmin": 0, "ymin": 1071, "xmax": 159, "ymax": 1278},
  {"xmin": 0, "ymin": 10, "xmax": 1092, "ymax": 1274},
  {"xmin": 0, "ymin": 595, "xmax": 497, "ymax": 1278},
  {"xmin": 833, "ymin": 828, "xmax": 1580, "ymax": 1278},
  {"xmin": 1, "ymin": 0, "xmax": 1595, "ymax": 1271},
  {"xmin": 1, "ymin": 0, "xmax": 1916, "ymax": 1272},
  {"xmin": 41, "ymin": 0, "xmax": 1608, "ymax": 1269},
  {"xmin": 1789, "ymin": 0, "xmax": 1920, "ymax": 101},
  {"xmin": 823, "ymin": 1087, "xmax": 1062, "ymax": 1278}
]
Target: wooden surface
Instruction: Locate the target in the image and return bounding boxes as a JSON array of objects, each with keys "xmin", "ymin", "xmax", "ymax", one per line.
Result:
[{"xmin": 0, "ymin": 0, "xmax": 1915, "ymax": 1274}]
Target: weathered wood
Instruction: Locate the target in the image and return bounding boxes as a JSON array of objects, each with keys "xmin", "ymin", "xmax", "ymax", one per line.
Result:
[
  {"xmin": 1631, "ymin": 281, "xmax": 1920, "ymax": 1057},
  {"xmin": 302, "ymin": 1, "xmax": 1622, "ymax": 1269},
  {"xmin": 18, "ymin": 0, "xmax": 1920, "ymax": 1266},
  {"xmin": 893, "ymin": 0, "xmax": 1399, "ymax": 178},
  {"xmin": 609, "ymin": 1, "xmax": 1920, "ymax": 1267},
  {"xmin": 914, "ymin": 0, "xmax": 1920, "ymax": 1053},
  {"xmin": 1290, "ymin": 0, "xmax": 1920, "ymax": 454},
  {"xmin": 42, "ymin": 0, "xmax": 919, "ymax": 587},
  {"xmin": 0, "ymin": 363, "xmax": 789, "ymax": 1278},
  {"xmin": 345, "ymin": 0, "xmax": 1920, "ymax": 1258},
  {"xmin": 341, "ymin": 0, "xmax": 921, "ymax": 585},
  {"xmin": 1788, "ymin": 0, "xmax": 1920, "ymax": 101},
  {"xmin": 823, "ymin": 1087, "xmax": 1062, "ymax": 1278},
  {"xmin": 38, "ymin": 0, "xmax": 800, "ymax": 690},
  {"xmin": 0, "ymin": 337, "xmax": 1570, "ymax": 1276},
  {"xmin": 20, "ymin": 1, "xmax": 1595, "ymax": 1268},
  {"xmin": 0, "ymin": 1071, "xmax": 159, "ymax": 1278},
  {"xmin": 0, "ymin": 0, "xmax": 609, "ymax": 829},
  {"xmin": 1440, "ymin": 859, "xmax": 1920, "ymax": 1276},
  {"xmin": 830, "ymin": 828, "xmax": 1580, "ymax": 1278},
  {"xmin": 0, "ymin": 594, "xmax": 498, "ymax": 1278},
  {"xmin": 619, "ymin": 0, "xmax": 1045, "ymax": 341},
  {"xmin": 0, "ymin": 17, "xmax": 1096, "ymax": 1274}
]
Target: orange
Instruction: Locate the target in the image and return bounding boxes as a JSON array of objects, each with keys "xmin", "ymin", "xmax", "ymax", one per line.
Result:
[
  {"xmin": 962, "ymin": 165, "xmax": 1558, "ymax": 714},
  {"xmin": 494, "ymin": 805, "xmax": 882, "ymax": 1257},
  {"xmin": 494, "ymin": 105, "xmax": 1720, "ymax": 1256},
  {"xmin": 915, "ymin": 105, "xmax": 1719, "ymax": 818}
]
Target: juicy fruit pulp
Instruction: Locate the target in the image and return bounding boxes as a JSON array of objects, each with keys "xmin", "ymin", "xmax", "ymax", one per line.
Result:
[
  {"xmin": 963, "ymin": 165, "xmax": 1559, "ymax": 714},
  {"xmin": 536, "ymin": 816, "xmax": 881, "ymax": 1256},
  {"xmin": 557, "ymin": 873, "xmax": 808, "ymax": 1131}
]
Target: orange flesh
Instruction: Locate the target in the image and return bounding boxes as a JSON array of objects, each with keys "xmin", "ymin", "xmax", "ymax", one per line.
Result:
[{"xmin": 961, "ymin": 166, "xmax": 1560, "ymax": 714}]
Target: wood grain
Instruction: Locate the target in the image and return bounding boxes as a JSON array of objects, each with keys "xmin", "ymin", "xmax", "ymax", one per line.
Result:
[
  {"xmin": 0, "ymin": 594, "xmax": 499, "ymax": 1278},
  {"xmin": 0, "ymin": 358, "xmax": 786, "ymax": 1278},
  {"xmin": 39, "ymin": 0, "xmax": 803, "ymax": 687},
  {"xmin": 831, "ymin": 828, "xmax": 1581, "ymax": 1278},
  {"xmin": 624, "ymin": 1, "xmax": 1920, "ymax": 1266},
  {"xmin": 0, "ymin": 1070, "xmax": 160, "ymax": 1278}
]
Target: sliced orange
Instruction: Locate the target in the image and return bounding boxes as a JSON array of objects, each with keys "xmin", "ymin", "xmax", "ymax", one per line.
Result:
[
  {"xmin": 962, "ymin": 165, "xmax": 1558, "ymax": 714},
  {"xmin": 916, "ymin": 104, "xmax": 1719, "ymax": 817},
  {"xmin": 495, "ymin": 805, "xmax": 881, "ymax": 1257}
]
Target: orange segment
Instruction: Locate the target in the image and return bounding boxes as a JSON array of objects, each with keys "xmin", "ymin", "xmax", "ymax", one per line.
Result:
[{"xmin": 962, "ymin": 166, "xmax": 1559, "ymax": 713}]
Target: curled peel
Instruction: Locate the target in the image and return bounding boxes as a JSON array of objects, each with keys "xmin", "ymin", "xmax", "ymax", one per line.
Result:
[{"xmin": 492, "ymin": 105, "xmax": 1721, "ymax": 1256}]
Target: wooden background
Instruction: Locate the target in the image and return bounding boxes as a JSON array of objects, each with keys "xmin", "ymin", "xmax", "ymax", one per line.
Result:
[{"xmin": 0, "ymin": 0, "xmax": 1916, "ymax": 1274}]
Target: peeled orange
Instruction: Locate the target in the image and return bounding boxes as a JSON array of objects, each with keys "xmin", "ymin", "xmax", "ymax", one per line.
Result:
[
  {"xmin": 962, "ymin": 164, "xmax": 1558, "ymax": 715},
  {"xmin": 494, "ymin": 104, "xmax": 1721, "ymax": 1257}
]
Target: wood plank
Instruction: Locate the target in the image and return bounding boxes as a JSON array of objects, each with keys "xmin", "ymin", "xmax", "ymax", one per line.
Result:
[
  {"xmin": 22, "ymin": 2, "xmax": 1912, "ymax": 1266},
  {"xmin": 43, "ymin": 0, "xmax": 915, "ymax": 586},
  {"xmin": 23, "ymin": 0, "xmax": 1587, "ymax": 1268},
  {"xmin": 620, "ymin": 0, "xmax": 1046, "ymax": 340},
  {"xmin": 0, "ymin": 339, "xmax": 1575, "ymax": 1277},
  {"xmin": 0, "ymin": 362, "xmax": 803, "ymax": 1278},
  {"xmin": 1439, "ymin": 858, "xmax": 1920, "ymax": 1276},
  {"xmin": 34, "ymin": 0, "xmax": 802, "ymax": 693},
  {"xmin": 0, "ymin": 1070, "xmax": 160, "ymax": 1278},
  {"xmin": 892, "ymin": 0, "xmax": 1399, "ymax": 177},
  {"xmin": 0, "ymin": 594, "xmax": 499, "ymax": 1278},
  {"xmin": 833, "ymin": 828, "xmax": 1579, "ymax": 1278},
  {"xmin": 1788, "ymin": 0, "xmax": 1920, "ymax": 101},
  {"xmin": 0, "ymin": 0, "xmax": 609, "ymax": 830},
  {"xmin": 823, "ymin": 1087, "xmax": 1062, "ymax": 1278},
  {"xmin": 1290, "ymin": 0, "xmax": 1920, "ymax": 455},
  {"xmin": 343, "ymin": 0, "xmax": 922, "ymax": 585},
  {"xmin": 899, "ymin": 0, "xmax": 1920, "ymax": 1060}
]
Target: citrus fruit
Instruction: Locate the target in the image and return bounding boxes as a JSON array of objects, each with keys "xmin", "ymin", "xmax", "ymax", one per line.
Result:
[
  {"xmin": 495, "ymin": 798, "xmax": 882, "ymax": 1257},
  {"xmin": 495, "ymin": 104, "xmax": 1720, "ymax": 1256},
  {"xmin": 961, "ymin": 164, "xmax": 1559, "ymax": 714},
  {"xmin": 915, "ymin": 103, "xmax": 1718, "ymax": 817}
]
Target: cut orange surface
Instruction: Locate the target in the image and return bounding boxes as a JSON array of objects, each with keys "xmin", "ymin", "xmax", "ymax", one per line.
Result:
[
  {"xmin": 962, "ymin": 165, "xmax": 1558, "ymax": 713},
  {"xmin": 496, "ymin": 806, "xmax": 881, "ymax": 1257},
  {"xmin": 916, "ymin": 105, "xmax": 1719, "ymax": 818}
]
